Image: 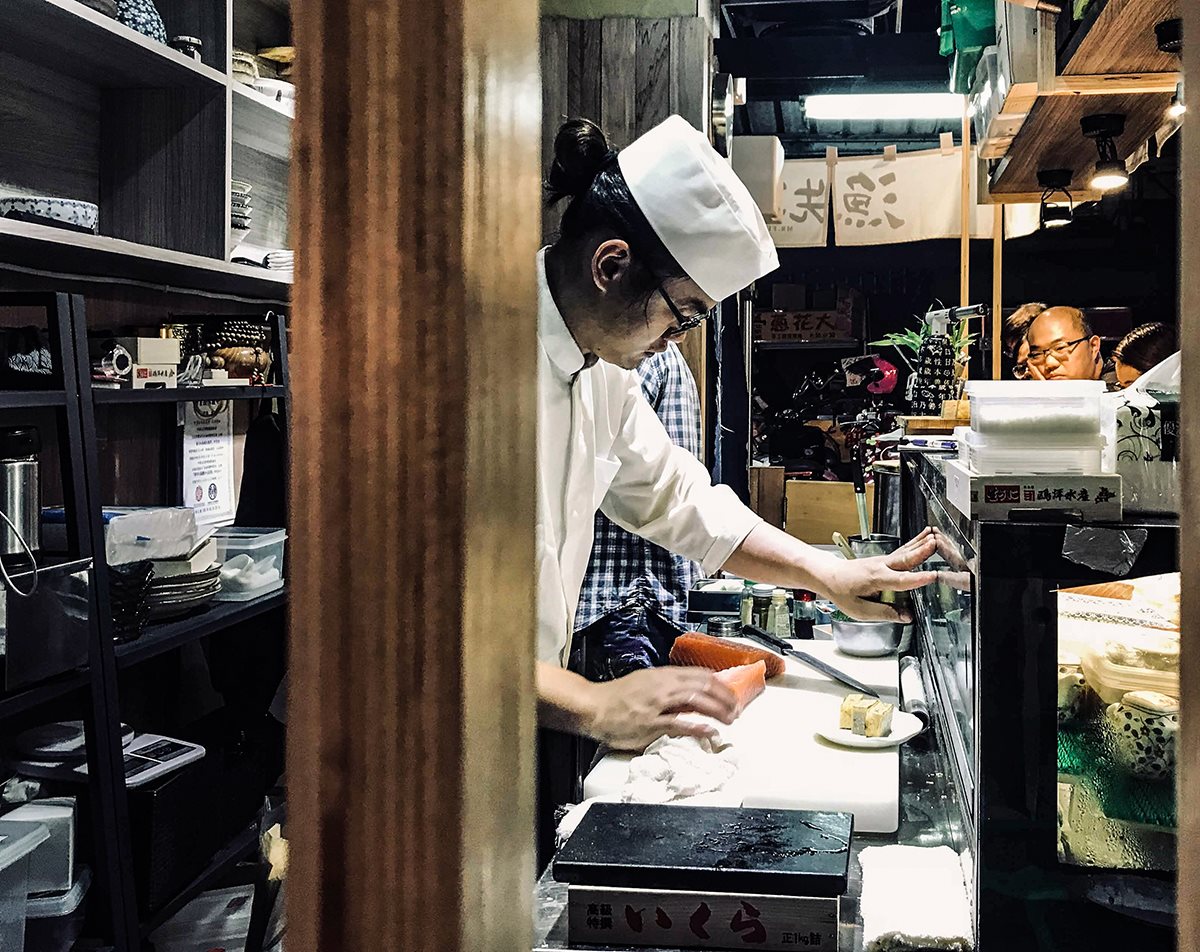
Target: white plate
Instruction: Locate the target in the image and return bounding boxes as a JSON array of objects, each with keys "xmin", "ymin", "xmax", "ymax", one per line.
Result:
[{"xmin": 816, "ymin": 709, "xmax": 924, "ymax": 749}]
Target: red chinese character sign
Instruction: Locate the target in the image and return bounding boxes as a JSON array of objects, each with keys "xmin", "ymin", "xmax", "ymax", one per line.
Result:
[{"xmin": 766, "ymin": 160, "xmax": 831, "ymax": 248}]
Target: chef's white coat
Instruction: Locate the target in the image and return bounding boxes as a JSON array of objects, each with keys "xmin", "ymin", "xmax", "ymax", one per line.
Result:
[{"xmin": 537, "ymin": 250, "xmax": 762, "ymax": 665}]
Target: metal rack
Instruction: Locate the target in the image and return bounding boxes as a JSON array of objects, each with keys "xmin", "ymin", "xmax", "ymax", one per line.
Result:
[{"xmin": 0, "ymin": 291, "xmax": 289, "ymax": 951}]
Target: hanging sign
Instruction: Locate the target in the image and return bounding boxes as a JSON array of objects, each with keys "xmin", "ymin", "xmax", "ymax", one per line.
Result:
[
  {"xmin": 182, "ymin": 400, "xmax": 236, "ymax": 527},
  {"xmin": 833, "ymin": 148, "xmax": 999, "ymax": 246},
  {"xmin": 767, "ymin": 159, "xmax": 830, "ymax": 248}
]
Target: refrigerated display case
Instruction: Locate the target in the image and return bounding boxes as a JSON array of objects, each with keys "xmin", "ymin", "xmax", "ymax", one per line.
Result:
[{"xmin": 902, "ymin": 449, "xmax": 1177, "ymax": 951}]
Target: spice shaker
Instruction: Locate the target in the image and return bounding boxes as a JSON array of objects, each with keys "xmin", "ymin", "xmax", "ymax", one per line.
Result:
[{"xmin": 169, "ymin": 36, "xmax": 204, "ymax": 61}]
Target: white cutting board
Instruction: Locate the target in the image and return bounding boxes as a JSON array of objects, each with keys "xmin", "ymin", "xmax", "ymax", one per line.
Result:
[{"xmin": 582, "ymin": 642, "xmax": 901, "ymax": 833}]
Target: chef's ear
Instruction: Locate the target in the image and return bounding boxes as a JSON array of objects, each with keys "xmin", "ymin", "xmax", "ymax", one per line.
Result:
[{"xmin": 591, "ymin": 239, "xmax": 633, "ymax": 294}]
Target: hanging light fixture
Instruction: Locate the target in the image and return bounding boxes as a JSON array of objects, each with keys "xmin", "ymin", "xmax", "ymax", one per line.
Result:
[
  {"xmin": 1037, "ymin": 169, "xmax": 1074, "ymax": 229},
  {"xmin": 1155, "ymin": 21, "xmax": 1184, "ymax": 119},
  {"xmin": 1081, "ymin": 114, "xmax": 1129, "ymax": 192},
  {"xmin": 1168, "ymin": 83, "xmax": 1187, "ymax": 120}
]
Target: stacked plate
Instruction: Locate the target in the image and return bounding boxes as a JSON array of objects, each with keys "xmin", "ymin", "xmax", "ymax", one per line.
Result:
[
  {"xmin": 264, "ymin": 249, "xmax": 293, "ymax": 275},
  {"xmin": 109, "ymin": 560, "xmax": 154, "ymax": 642},
  {"xmin": 230, "ymin": 181, "xmax": 252, "ymax": 257},
  {"xmin": 147, "ymin": 564, "xmax": 221, "ymax": 620}
]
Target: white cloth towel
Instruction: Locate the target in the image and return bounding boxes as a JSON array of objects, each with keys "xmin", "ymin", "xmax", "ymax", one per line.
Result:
[
  {"xmin": 859, "ymin": 845, "xmax": 974, "ymax": 951},
  {"xmin": 621, "ymin": 732, "xmax": 739, "ymax": 804}
]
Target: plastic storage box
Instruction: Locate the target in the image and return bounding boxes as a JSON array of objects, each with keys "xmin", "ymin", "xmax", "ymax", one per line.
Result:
[
  {"xmin": 1080, "ymin": 634, "xmax": 1180, "ymax": 704},
  {"xmin": 963, "ymin": 429, "xmax": 1108, "ymax": 475},
  {"xmin": 965, "ymin": 380, "xmax": 1107, "ymax": 437},
  {"xmin": 0, "ymin": 820, "xmax": 50, "ymax": 952},
  {"xmin": 213, "ymin": 527, "xmax": 286, "ymax": 601},
  {"xmin": 25, "ymin": 866, "xmax": 89, "ymax": 952}
]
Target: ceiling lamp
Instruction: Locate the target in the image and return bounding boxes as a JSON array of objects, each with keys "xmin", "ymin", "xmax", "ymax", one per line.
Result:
[
  {"xmin": 1155, "ymin": 18, "xmax": 1182, "ymax": 55},
  {"xmin": 803, "ymin": 93, "xmax": 965, "ymax": 121},
  {"xmin": 1081, "ymin": 114, "xmax": 1129, "ymax": 192},
  {"xmin": 1037, "ymin": 169, "xmax": 1074, "ymax": 229}
]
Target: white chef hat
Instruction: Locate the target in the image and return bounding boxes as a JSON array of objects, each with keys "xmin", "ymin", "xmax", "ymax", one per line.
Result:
[{"xmin": 618, "ymin": 115, "xmax": 779, "ymax": 303}]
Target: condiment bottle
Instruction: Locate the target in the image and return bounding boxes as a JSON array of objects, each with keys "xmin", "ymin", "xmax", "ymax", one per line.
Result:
[
  {"xmin": 770, "ymin": 589, "xmax": 792, "ymax": 640},
  {"xmin": 793, "ymin": 591, "xmax": 817, "ymax": 640},
  {"xmin": 739, "ymin": 579, "xmax": 755, "ymax": 626},
  {"xmin": 750, "ymin": 583, "xmax": 774, "ymax": 629}
]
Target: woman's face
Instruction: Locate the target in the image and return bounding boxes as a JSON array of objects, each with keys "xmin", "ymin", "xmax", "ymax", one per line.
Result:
[{"xmin": 1114, "ymin": 357, "xmax": 1141, "ymax": 390}]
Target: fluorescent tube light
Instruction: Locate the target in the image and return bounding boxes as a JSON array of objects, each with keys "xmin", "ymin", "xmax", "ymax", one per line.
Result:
[{"xmin": 804, "ymin": 93, "xmax": 966, "ymax": 121}]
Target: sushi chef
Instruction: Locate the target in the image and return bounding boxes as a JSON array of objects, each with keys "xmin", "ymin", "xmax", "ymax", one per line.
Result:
[{"xmin": 535, "ymin": 115, "xmax": 936, "ymax": 753}]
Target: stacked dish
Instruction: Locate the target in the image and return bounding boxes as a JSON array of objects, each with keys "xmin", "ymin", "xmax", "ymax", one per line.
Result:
[
  {"xmin": 232, "ymin": 50, "xmax": 259, "ymax": 85},
  {"xmin": 0, "ymin": 196, "xmax": 99, "ymax": 234},
  {"xmin": 229, "ymin": 181, "xmax": 252, "ymax": 257},
  {"xmin": 264, "ymin": 250, "xmax": 294, "ymax": 275},
  {"xmin": 147, "ymin": 564, "xmax": 221, "ymax": 620},
  {"xmin": 108, "ymin": 561, "xmax": 154, "ymax": 642}
]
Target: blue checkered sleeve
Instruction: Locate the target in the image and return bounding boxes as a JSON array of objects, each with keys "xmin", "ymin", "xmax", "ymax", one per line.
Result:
[{"xmin": 574, "ymin": 343, "xmax": 704, "ymax": 630}]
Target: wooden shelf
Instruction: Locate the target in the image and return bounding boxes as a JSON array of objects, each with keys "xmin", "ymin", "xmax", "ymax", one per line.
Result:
[
  {"xmin": 754, "ymin": 339, "xmax": 861, "ymax": 351},
  {"xmin": 231, "ymin": 83, "xmax": 293, "ymax": 161},
  {"xmin": 0, "ymin": 0, "xmax": 226, "ymax": 89},
  {"xmin": 114, "ymin": 588, "xmax": 287, "ymax": 669},
  {"xmin": 0, "ymin": 219, "xmax": 290, "ymax": 301},
  {"xmin": 0, "ymin": 390, "xmax": 68, "ymax": 408},
  {"xmin": 987, "ymin": 0, "xmax": 1180, "ymax": 198},
  {"xmin": 94, "ymin": 385, "xmax": 286, "ymax": 404}
]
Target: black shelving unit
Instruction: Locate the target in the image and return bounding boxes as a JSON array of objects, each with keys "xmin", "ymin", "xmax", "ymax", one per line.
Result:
[{"xmin": 0, "ymin": 291, "xmax": 290, "ymax": 952}]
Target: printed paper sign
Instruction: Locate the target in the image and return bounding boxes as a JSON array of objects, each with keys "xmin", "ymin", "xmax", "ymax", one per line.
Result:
[{"xmin": 182, "ymin": 400, "xmax": 235, "ymax": 527}]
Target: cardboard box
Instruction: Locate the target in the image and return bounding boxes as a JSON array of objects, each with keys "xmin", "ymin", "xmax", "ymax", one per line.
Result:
[
  {"xmin": 568, "ymin": 885, "xmax": 837, "ymax": 951},
  {"xmin": 132, "ymin": 363, "xmax": 178, "ymax": 389},
  {"xmin": 784, "ymin": 480, "xmax": 874, "ymax": 545},
  {"xmin": 749, "ymin": 465, "xmax": 785, "ymax": 528},
  {"xmin": 943, "ymin": 458, "xmax": 1122, "ymax": 521},
  {"xmin": 116, "ymin": 337, "xmax": 181, "ymax": 365}
]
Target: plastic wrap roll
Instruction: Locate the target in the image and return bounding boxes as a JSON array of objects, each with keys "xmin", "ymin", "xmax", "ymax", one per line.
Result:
[{"xmin": 899, "ymin": 656, "xmax": 930, "ymax": 727}]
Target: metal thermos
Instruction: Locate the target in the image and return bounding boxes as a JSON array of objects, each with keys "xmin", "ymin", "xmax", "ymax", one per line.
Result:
[{"xmin": 0, "ymin": 426, "xmax": 40, "ymax": 556}]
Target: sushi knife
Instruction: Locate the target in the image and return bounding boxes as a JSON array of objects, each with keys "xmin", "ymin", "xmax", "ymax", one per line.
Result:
[{"xmin": 741, "ymin": 624, "xmax": 880, "ymax": 699}]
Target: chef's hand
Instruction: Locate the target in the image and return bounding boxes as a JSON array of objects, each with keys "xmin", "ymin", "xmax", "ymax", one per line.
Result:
[
  {"xmin": 824, "ymin": 529, "xmax": 938, "ymax": 622},
  {"xmin": 585, "ymin": 667, "xmax": 738, "ymax": 751}
]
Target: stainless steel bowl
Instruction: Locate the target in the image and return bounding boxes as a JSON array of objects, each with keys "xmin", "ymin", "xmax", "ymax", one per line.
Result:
[{"xmin": 832, "ymin": 617, "xmax": 902, "ymax": 657}]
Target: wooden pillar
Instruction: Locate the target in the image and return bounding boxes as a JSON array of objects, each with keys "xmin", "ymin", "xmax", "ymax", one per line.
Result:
[
  {"xmin": 1179, "ymin": 0, "xmax": 1200, "ymax": 945},
  {"xmin": 288, "ymin": 0, "xmax": 540, "ymax": 948}
]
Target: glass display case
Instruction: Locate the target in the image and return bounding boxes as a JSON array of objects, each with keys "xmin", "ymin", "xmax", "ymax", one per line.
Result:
[{"xmin": 902, "ymin": 450, "xmax": 1178, "ymax": 951}]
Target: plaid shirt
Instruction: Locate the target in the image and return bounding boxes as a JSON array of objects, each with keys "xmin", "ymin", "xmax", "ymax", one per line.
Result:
[{"xmin": 574, "ymin": 343, "xmax": 703, "ymax": 630}]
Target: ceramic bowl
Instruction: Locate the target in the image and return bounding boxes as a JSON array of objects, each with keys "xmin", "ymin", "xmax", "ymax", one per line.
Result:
[
  {"xmin": 0, "ymin": 196, "xmax": 99, "ymax": 232},
  {"xmin": 1104, "ymin": 689, "xmax": 1179, "ymax": 780}
]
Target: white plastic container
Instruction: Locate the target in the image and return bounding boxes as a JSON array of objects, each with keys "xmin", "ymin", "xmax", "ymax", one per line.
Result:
[
  {"xmin": 963, "ymin": 429, "xmax": 1108, "ymax": 475},
  {"xmin": 965, "ymin": 380, "xmax": 1107, "ymax": 437},
  {"xmin": 25, "ymin": 866, "xmax": 89, "ymax": 952},
  {"xmin": 214, "ymin": 527, "xmax": 286, "ymax": 601},
  {"xmin": 0, "ymin": 820, "xmax": 50, "ymax": 952},
  {"xmin": 1080, "ymin": 634, "xmax": 1180, "ymax": 704}
]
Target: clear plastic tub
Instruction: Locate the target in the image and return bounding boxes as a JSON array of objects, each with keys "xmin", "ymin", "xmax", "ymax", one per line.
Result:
[
  {"xmin": 965, "ymin": 380, "xmax": 1107, "ymax": 437},
  {"xmin": 964, "ymin": 429, "xmax": 1107, "ymax": 475},
  {"xmin": 0, "ymin": 820, "xmax": 50, "ymax": 952},
  {"xmin": 1080, "ymin": 633, "xmax": 1180, "ymax": 704},
  {"xmin": 25, "ymin": 866, "xmax": 89, "ymax": 952},
  {"xmin": 213, "ymin": 527, "xmax": 286, "ymax": 602}
]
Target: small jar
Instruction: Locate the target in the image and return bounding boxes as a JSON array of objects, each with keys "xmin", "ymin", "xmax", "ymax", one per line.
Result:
[
  {"xmin": 738, "ymin": 579, "xmax": 755, "ymax": 627},
  {"xmin": 707, "ymin": 617, "xmax": 741, "ymax": 639},
  {"xmin": 770, "ymin": 589, "xmax": 792, "ymax": 640},
  {"xmin": 750, "ymin": 583, "xmax": 774, "ymax": 629},
  {"xmin": 169, "ymin": 36, "xmax": 203, "ymax": 62}
]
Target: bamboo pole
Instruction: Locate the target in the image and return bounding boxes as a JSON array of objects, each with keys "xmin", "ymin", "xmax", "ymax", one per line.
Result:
[
  {"xmin": 992, "ymin": 204, "xmax": 1004, "ymax": 379},
  {"xmin": 960, "ymin": 106, "xmax": 971, "ymax": 308}
]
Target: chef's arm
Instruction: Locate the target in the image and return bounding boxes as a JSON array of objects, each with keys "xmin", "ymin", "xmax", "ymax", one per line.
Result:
[
  {"xmin": 537, "ymin": 662, "xmax": 738, "ymax": 751},
  {"xmin": 722, "ymin": 523, "xmax": 938, "ymax": 623}
]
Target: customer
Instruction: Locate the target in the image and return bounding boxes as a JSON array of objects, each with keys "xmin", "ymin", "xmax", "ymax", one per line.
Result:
[
  {"xmin": 1112, "ymin": 322, "xmax": 1177, "ymax": 389},
  {"xmin": 1003, "ymin": 302, "xmax": 1047, "ymax": 380},
  {"xmin": 570, "ymin": 341, "xmax": 702, "ymax": 682},
  {"xmin": 1025, "ymin": 306, "xmax": 1103, "ymax": 381}
]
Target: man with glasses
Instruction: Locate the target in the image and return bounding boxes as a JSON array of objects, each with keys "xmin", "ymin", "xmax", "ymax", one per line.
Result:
[{"xmin": 1024, "ymin": 306, "xmax": 1104, "ymax": 381}]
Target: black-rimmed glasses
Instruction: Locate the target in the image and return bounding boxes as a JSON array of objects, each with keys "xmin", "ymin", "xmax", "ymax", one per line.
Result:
[
  {"xmin": 657, "ymin": 284, "xmax": 710, "ymax": 339},
  {"xmin": 1027, "ymin": 336, "xmax": 1089, "ymax": 365}
]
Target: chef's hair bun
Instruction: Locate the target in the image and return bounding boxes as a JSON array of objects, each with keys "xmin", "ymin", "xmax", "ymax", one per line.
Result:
[{"xmin": 546, "ymin": 118, "xmax": 617, "ymax": 205}]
